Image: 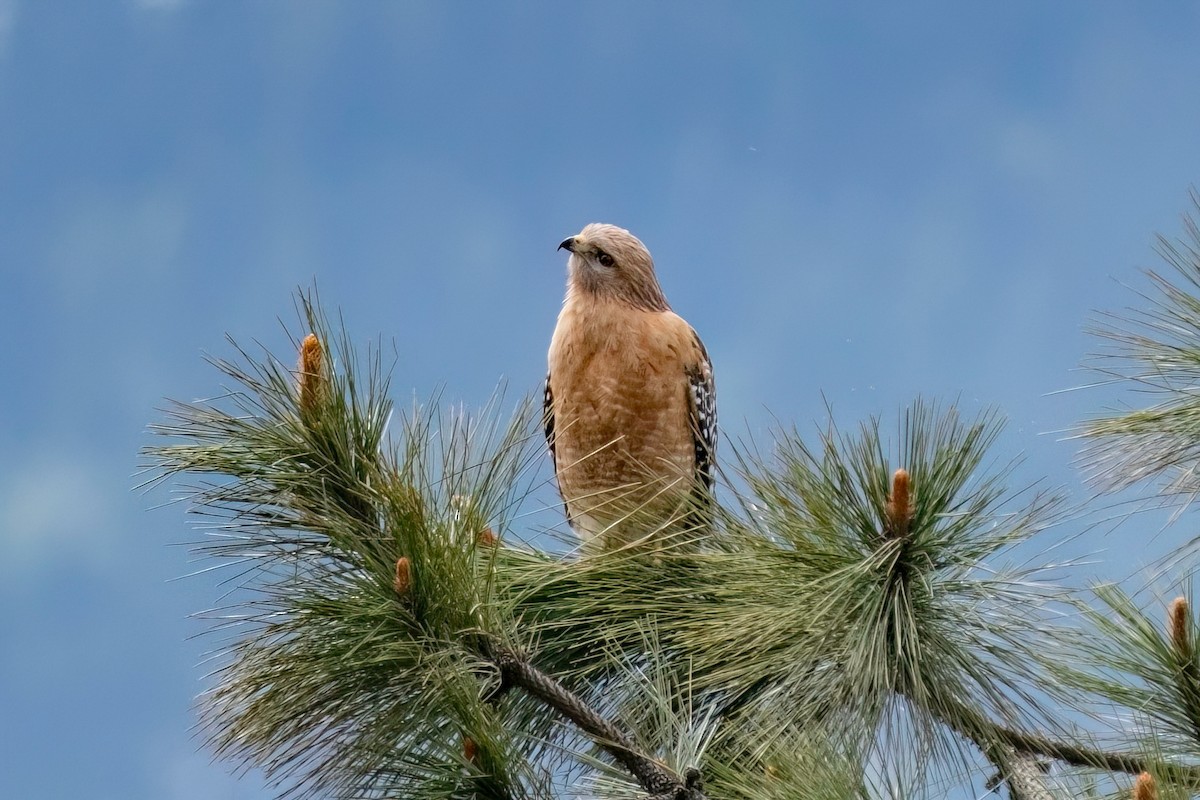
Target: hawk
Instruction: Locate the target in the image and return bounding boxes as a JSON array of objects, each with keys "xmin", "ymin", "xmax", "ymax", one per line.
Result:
[{"xmin": 544, "ymin": 223, "xmax": 716, "ymax": 550}]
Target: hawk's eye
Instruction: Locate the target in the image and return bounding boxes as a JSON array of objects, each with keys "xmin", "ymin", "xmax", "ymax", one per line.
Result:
[{"xmin": 596, "ymin": 252, "xmax": 615, "ymax": 268}]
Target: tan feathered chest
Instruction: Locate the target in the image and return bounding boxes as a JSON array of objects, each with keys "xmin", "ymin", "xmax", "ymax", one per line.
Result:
[{"xmin": 547, "ymin": 297, "xmax": 698, "ymax": 542}]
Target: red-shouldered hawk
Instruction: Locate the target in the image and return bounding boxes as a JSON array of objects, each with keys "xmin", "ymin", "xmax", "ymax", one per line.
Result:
[{"xmin": 544, "ymin": 223, "xmax": 716, "ymax": 550}]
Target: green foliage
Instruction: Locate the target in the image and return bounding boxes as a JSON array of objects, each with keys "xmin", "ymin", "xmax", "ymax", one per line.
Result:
[
  {"xmin": 710, "ymin": 402, "xmax": 1066, "ymax": 722},
  {"xmin": 148, "ymin": 296, "xmax": 553, "ymax": 798},
  {"xmin": 1052, "ymin": 585, "xmax": 1200, "ymax": 759},
  {"xmin": 148, "ymin": 199, "xmax": 1200, "ymax": 800},
  {"xmin": 147, "ymin": 291, "xmax": 1082, "ymax": 799},
  {"xmin": 1081, "ymin": 194, "xmax": 1200, "ymax": 511}
]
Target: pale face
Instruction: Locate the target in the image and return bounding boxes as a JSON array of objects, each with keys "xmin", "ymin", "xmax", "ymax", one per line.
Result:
[{"xmin": 559, "ymin": 223, "xmax": 668, "ymax": 312}]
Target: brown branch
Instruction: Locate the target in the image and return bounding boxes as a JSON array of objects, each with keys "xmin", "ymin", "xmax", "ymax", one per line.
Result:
[
  {"xmin": 476, "ymin": 635, "xmax": 706, "ymax": 800},
  {"xmin": 940, "ymin": 697, "xmax": 1200, "ymax": 786},
  {"xmin": 983, "ymin": 745, "xmax": 1054, "ymax": 800}
]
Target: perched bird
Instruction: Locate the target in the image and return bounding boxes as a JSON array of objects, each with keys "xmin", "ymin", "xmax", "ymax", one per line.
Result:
[{"xmin": 544, "ymin": 223, "xmax": 716, "ymax": 550}]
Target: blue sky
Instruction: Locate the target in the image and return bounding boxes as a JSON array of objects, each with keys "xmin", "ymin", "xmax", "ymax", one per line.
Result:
[{"xmin": 3, "ymin": 2, "xmax": 1200, "ymax": 797}]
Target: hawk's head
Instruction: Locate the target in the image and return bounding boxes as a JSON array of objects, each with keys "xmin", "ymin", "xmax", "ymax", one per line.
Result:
[{"xmin": 559, "ymin": 223, "xmax": 670, "ymax": 312}]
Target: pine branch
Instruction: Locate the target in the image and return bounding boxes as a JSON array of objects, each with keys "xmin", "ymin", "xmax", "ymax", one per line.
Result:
[
  {"xmin": 1078, "ymin": 191, "xmax": 1200, "ymax": 516},
  {"xmin": 1049, "ymin": 584, "xmax": 1200, "ymax": 763},
  {"xmin": 149, "ymin": 285, "xmax": 1200, "ymax": 800},
  {"xmin": 475, "ymin": 634, "xmax": 707, "ymax": 800},
  {"xmin": 983, "ymin": 745, "xmax": 1055, "ymax": 800},
  {"xmin": 938, "ymin": 695, "xmax": 1200, "ymax": 787},
  {"xmin": 146, "ymin": 296, "xmax": 560, "ymax": 799}
]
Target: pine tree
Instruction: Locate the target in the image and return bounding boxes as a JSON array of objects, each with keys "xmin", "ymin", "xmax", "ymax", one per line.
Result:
[{"xmin": 147, "ymin": 198, "xmax": 1200, "ymax": 800}]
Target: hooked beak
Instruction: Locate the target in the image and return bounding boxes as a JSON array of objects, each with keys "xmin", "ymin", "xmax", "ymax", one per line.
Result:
[{"xmin": 558, "ymin": 236, "xmax": 577, "ymax": 253}]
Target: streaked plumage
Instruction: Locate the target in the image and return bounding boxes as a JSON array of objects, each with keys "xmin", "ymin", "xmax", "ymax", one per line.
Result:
[{"xmin": 544, "ymin": 223, "xmax": 716, "ymax": 549}]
